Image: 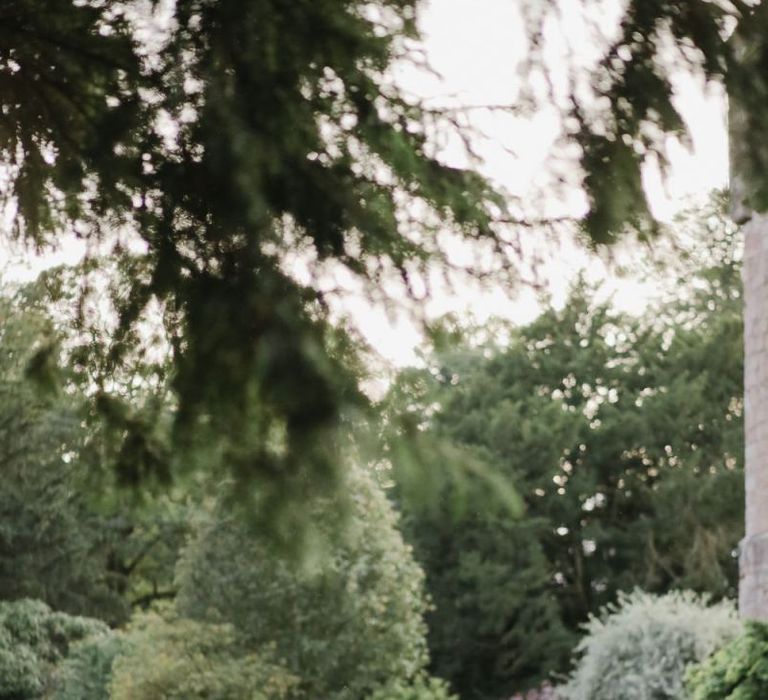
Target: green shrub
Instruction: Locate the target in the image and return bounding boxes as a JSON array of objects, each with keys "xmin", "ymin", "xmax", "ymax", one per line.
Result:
[
  {"xmin": 0, "ymin": 598, "xmax": 107, "ymax": 699},
  {"xmin": 108, "ymin": 611, "xmax": 299, "ymax": 700},
  {"xmin": 175, "ymin": 465, "xmax": 432, "ymax": 699},
  {"xmin": 50, "ymin": 631, "xmax": 126, "ymax": 700},
  {"xmin": 685, "ymin": 621, "xmax": 768, "ymax": 699},
  {"xmin": 367, "ymin": 674, "xmax": 457, "ymax": 699},
  {"xmin": 558, "ymin": 590, "xmax": 740, "ymax": 700}
]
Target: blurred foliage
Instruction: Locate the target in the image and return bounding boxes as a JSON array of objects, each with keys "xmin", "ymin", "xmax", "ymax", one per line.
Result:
[
  {"xmin": 558, "ymin": 590, "xmax": 740, "ymax": 700},
  {"xmin": 108, "ymin": 612, "xmax": 299, "ymax": 700},
  {"xmin": 0, "ymin": 277, "xmax": 449, "ymax": 698},
  {"xmin": 5, "ymin": 0, "xmax": 764, "ymax": 533},
  {"xmin": 0, "ymin": 598, "xmax": 106, "ymax": 700},
  {"xmin": 0, "ymin": 278, "xmax": 193, "ymax": 624},
  {"xmin": 175, "ymin": 465, "xmax": 436, "ymax": 700},
  {"xmin": 0, "ymin": 0, "xmax": 507, "ymax": 533},
  {"xmin": 389, "ymin": 198, "xmax": 744, "ymax": 697},
  {"xmin": 685, "ymin": 621, "xmax": 768, "ymax": 700},
  {"xmin": 50, "ymin": 632, "xmax": 127, "ymax": 700},
  {"xmin": 368, "ymin": 674, "xmax": 458, "ymax": 700},
  {"xmin": 524, "ymin": 1, "xmax": 768, "ymax": 241},
  {"xmin": 0, "ymin": 289, "xmax": 128, "ymax": 622}
]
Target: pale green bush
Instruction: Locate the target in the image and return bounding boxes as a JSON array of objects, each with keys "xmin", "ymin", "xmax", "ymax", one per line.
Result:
[
  {"xmin": 558, "ymin": 590, "xmax": 740, "ymax": 700},
  {"xmin": 0, "ymin": 598, "xmax": 107, "ymax": 699},
  {"xmin": 50, "ymin": 631, "xmax": 126, "ymax": 700},
  {"xmin": 108, "ymin": 611, "xmax": 298, "ymax": 700}
]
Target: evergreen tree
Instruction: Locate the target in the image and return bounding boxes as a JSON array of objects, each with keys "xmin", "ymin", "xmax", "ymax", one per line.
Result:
[
  {"xmin": 392, "ymin": 200, "xmax": 744, "ymax": 698},
  {"xmin": 0, "ymin": 0, "xmax": 503, "ymax": 520}
]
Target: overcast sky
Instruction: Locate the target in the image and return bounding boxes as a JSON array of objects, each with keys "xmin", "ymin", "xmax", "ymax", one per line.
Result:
[{"xmin": 352, "ymin": 0, "xmax": 731, "ymax": 367}]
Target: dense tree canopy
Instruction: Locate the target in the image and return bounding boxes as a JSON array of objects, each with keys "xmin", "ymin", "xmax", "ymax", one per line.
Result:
[
  {"xmin": 391, "ymin": 199, "xmax": 744, "ymax": 698},
  {"xmin": 0, "ymin": 289, "xmax": 129, "ymax": 621},
  {"xmin": 0, "ymin": 277, "xmax": 193, "ymax": 624},
  {"xmin": 0, "ymin": 2, "xmax": 760, "ymax": 696}
]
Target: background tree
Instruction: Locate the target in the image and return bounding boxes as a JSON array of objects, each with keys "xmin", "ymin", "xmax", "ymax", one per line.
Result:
[
  {"xmin": 0, "ymin": 288, "xmax": 129, "ymax": 621},
  {"xmin": 0, "ymin": 273, "xmax": 194, "ymax": 623},
  {"xmin": 175, "ymin": 464, "xmax": 441, "ymax": 700},
  {"xmin": 390, "ymin": 199, "xmax": 744, "ymax": 698}
]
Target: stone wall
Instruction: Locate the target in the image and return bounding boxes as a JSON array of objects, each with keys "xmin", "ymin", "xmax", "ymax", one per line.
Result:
[{"xmin": 740, "ymin": 212, "xmax": 768, "ymax": 620}]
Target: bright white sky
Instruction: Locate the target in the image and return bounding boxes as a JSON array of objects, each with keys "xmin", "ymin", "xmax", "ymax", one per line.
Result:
[{"xmin": 0, "ymin": 0, "xmax": 731, "ymax": 370}]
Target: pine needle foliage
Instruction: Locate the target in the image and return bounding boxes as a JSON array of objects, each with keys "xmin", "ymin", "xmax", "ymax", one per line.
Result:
[
  {"xmin": 0, "ymin": 0, "xmax": 507, "ymax": 528},
  {"xmin": 524, "ymin": 1, "xmax": 768, "ymax": 241},
  {"xmin": 4, "ymin": 0, "xmax": 768, "ymax": 532}
]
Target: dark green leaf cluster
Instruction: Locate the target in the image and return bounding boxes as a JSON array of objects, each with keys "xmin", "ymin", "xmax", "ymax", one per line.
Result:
[{"xmin": 0, "ymin": 0, "xmax": 146, "ymax": 241}]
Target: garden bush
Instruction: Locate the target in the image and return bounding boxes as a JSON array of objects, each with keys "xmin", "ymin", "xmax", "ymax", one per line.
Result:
[
  {"xmin": 558, "ymin": 590, "xmax": 740, "ymax": 700},
  {"xmin": 50, "ymin": 631, "xmax": 126, "ymax": 700},
  {"xmin": 108, "ymin": 612, "xmax": 298, "ymax": 700},
  {"xmin": 175, "ymin": 465, "xmax": 432, "ymax": 699},
  {"xmin": 685, "ymin": 620, "xmax": 768, "ymax": 699},
  {"xmin": 0, "ymin": 598, "xmax": 107, "ymax": 699}
]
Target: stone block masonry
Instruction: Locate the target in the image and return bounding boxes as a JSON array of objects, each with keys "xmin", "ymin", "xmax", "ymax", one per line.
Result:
[{"xmin": 740, "ymin": 212, "xmax": 768, "ymax": 620}]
